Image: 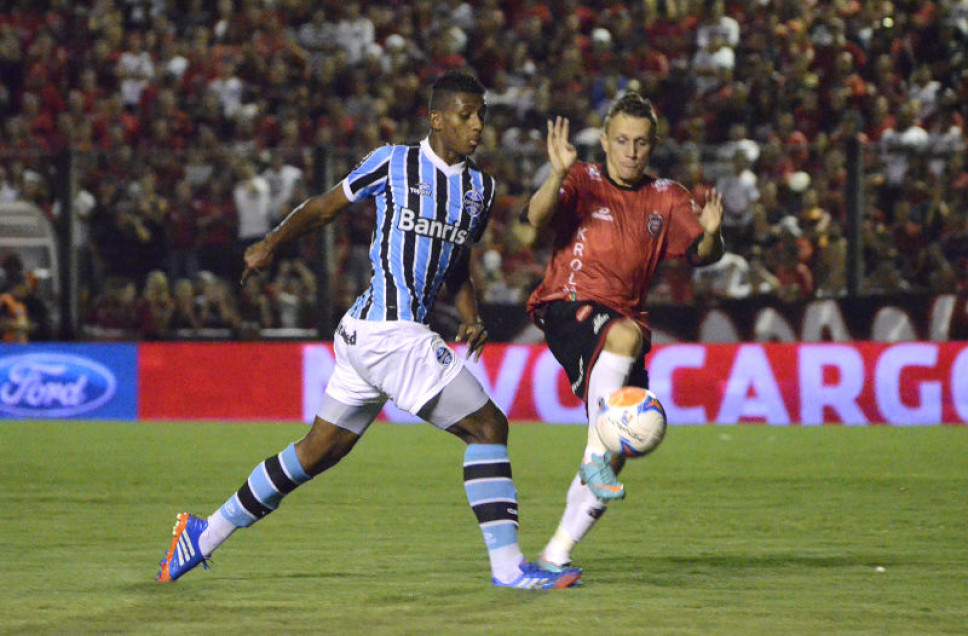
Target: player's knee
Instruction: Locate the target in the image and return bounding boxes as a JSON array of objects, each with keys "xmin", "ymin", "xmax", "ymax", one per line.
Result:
[
  {"xmin": 475, "ymin": 411, "xmax": 509, "ymax": 445},
  {"xmin": 295, "ymin": 417, "xmax": 360, "ymax": 476},
  {"xmin": 604, "ymin": 319, "xmax": 643, "ymax": 357},
  {"xmin": 448, "ymin": 400, "xmax": 509, "ymax": 445}
]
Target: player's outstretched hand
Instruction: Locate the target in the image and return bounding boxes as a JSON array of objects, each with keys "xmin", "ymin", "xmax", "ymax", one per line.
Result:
[
  {"xmin": 456, "ymin": 320, "xmax": 488, "ymax": 362},
  {"xmin": 547, "ymin": 116, "xmax": 577, "ymax": 179},
  {"xmin": 699, "ymin": 187, "xmax": 724, "ymax": 235},
  {"xmin": 241, "ymin": 239, "xmax": 274, "ymax": 285}
]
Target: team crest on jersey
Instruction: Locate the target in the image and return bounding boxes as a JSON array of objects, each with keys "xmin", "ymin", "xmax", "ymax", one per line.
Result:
[
  {"xmin": 647, "ymin": 213, "xmax": 664, "ymax": 237},
  {"xmin": 435, "ymin": 345, "xmax": 454, "ymax": 366},
  {"xmin": 587, "ymin": 165, "xmax": 602, "ymax": 180},
  {"xmin": 463, "ymin": 190, "xmax": 484, "ymax": 216},
  {"xmin": 592, "ymin": 207, "xmax": 613, "ymax": 222}
]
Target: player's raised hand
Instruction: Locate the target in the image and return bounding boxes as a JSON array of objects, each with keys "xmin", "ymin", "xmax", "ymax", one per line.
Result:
[
  {"xmin": 456, "ymin": 320, "xmax": 488, "ymax": 362},
  {"xmin": 241, "ymin": 239, "xmax": 274, "ymax": 285},
  {"xmin": 698, "ymin": 187, "xmax": 724, "ymax": 236},
  {"xmin": 547, "ymin": 116, "xmax": 577, "ymax": 179}
]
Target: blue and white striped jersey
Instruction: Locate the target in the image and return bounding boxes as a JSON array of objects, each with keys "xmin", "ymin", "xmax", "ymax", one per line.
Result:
[{"xmin": 341, "ymin": 138, "xmax": 496, "ymax": 323}]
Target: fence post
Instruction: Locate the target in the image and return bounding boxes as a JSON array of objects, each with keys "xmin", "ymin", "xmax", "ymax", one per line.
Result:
[
  {"xmin": 845, "ymin": 136, "xmax": 864, "ymax": 298},
  {"xmin": 312, "ymin": 145, "xmax": 334, "ymax": 338},
  {"xmin": 54, "ymin": 149, "xmax": 76, "ymax": 340}
]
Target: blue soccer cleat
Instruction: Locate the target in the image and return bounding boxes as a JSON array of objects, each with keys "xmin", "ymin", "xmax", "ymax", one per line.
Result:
[
  {"xmin": 579, "ymin": 452, "xmax": 626, "ymax": 501},
  {"xmin": 156, "ymin": 512, "xmax": 209, "ymax": 582},
  {"xmin": 538, "ymin": 555, "xmax": 584, "ymax": 586},
  {"xmin": 493, "ymin": 561, "xmax": 582, "ymax": 589}
]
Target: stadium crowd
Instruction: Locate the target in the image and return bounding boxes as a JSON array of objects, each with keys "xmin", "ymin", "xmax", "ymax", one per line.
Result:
[{"xmin": 0, "ymin": 0, "xmax": 967, "ymax": 341}]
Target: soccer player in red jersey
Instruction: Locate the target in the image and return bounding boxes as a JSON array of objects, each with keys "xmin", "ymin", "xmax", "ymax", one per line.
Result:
[{"xmin": 523, "ymin": 92, "xmax": 724, "ymax": 573}]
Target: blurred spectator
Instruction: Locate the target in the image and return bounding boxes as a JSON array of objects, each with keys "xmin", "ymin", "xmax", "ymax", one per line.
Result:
[
  {"xmin": 138, "ymin": 269, "xmax": 174, "ymax": 340},
  {"xmin": 805, "ymin": 209, "xmax": 848, "ymax": 298},
  {"xmin": 692, "ymin": 250, "xmax": 752, "ymax": 300},
  {"xmin": 170, "ymin": 277, "xmax": 202, "ymax": 332},
  {"xmin": 233, "ymin": 159, "xmax": 272, "ymax": 274},
  {"xmin": 298, "ymin": 9, "xmax": 336, "ymax": 71},
  {"xmin": 747, "ymin": 245, "xmax": 782, "ymax": 297},
  {"xmin": 237, "ymin": 275, "xmax": 274, "ymax": 339},
  {"xmin": 877, "ymin": 101, "xmax": 929, "ymax": 218},
  {"xmin": 771, "ymin": 216, "xmax": 815, "ymax": 302},
  {"xmin": 2, "ymin": 252, "xmax": 54, "ymax": 342},
  {"xmin": 116, "ymin": 31, "xmax": 154, "ymax": 110},
  {"xmin": 166, "ymin": 180, "xmax": 201, "ymax": 282},
  {"xmin": 690, "ymin": 30, "xmax": 734, "ymax": 96},
  {"xmin": 696, "ymin": 0, "xmax": 739, "ymax": 49},
  {"xmin": 208, "ymin": 60, "xmax": 246, "ymax": 119},
  {"xmin": 716, "ymin": 149, "xmax": 759, "ymax": 247},
  {"xmin": 907, "ymin": 65, "xmax": 941, "ymax": 121},
  {"xmin": 0, "ymin": 165, "xmax": 21, "ymax": 203},
  {"xmin": 479, "ymin": 249, "xmax": 523, "ymax": 304},
  {"xmin": 0, "ymin": 271, "xmax": 31, "ymax": 343},
  {"xmin": 916, "ymin": 243, "xmax": 959, "ymax": 295},
  {"xmin": 261, "ymin": 150, "xmax": 304, "ymax": 222},
  {"xmin": 864, "ymin": 248, "xmax": 913, "ymax": 295},
  {"xmin": 196, "ymin": 176, "xmax": 237, "ymax": 280},
  {"xmin": 337, "ymin": 200, "xmax": 376, "ymax": 307},
  {"xmin": 195, "ymin": 272, "xmax": 240, "ymax": 332},
  {"xmin": 84, "ymin": 277, "xmax": 141, "ymax": 339},
  {"xmin": 273, "ymin": 260, "xmax": 316, "ymax": 330},
  {"xmin": 335, "ymin": 2, "xmax": 375, "ymax": 66}
]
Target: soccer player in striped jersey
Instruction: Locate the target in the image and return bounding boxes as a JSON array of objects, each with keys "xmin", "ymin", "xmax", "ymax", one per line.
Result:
[
  {"xmin": 155, "ymin": 70, "xmax": 580, "ymax": 590},
  {"xmin": 523, "ymin": 92, "xmax": 724, "ymax": 574}
]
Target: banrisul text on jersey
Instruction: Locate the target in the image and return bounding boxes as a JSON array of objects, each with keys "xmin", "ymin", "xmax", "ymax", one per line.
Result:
[{"xmin": 341, "ymin": 138, "xmax": 495, "ymax": 323}]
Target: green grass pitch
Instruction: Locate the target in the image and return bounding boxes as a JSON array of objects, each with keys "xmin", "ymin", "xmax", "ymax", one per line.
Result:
[{"xmin": 1, "ymin": 421, "xmax": 966, "ymax": 635}]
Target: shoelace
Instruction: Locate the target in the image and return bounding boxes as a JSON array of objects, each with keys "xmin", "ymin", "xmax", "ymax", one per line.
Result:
[{"xmin": 583, "ymin": 455, "xmax": 620, "ymax": 484}]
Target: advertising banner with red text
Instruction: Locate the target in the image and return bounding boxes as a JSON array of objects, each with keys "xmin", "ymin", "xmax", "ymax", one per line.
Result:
[
  {"xmin": 303, "ymin": 342, "xmax": 968, "ymax": 426},
  {"xmin": 137, "ymin": 341, "xmax": 968, "ymax": 425}
]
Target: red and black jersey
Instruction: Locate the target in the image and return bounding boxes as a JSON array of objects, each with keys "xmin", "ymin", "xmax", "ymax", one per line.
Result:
[{"xmin": 527, "ymin": 162, "xmax": 704, "ymax": 338}]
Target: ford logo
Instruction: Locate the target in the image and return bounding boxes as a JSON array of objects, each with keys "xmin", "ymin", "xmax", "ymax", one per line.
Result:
[{"xmin": 0, "ymin": 353, "xmax": 118, "ymax": 417}]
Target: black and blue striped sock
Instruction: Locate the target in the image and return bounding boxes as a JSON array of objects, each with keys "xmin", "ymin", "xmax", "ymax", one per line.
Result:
[
  {"xmin": 218, "ymin": 443, "xmax": 312, "ymax": 528},
  {"xmin": 463, "ymin": 444, "xmax": 525, "ymax": 583}
]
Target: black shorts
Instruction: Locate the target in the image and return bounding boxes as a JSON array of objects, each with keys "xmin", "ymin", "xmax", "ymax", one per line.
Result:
[{"xmin": 532, "ymin": 300, "xmax": 649, "ymax": 404}]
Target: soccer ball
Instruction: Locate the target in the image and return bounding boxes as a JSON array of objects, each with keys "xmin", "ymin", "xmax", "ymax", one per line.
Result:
[{"xmin": 595, "ymin": 387, "xmax": 667, "ymax": 458}]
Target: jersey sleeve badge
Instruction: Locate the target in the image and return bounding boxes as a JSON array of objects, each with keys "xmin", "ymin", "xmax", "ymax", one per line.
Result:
[{"xmin": 463, "ymin": 189, "xmax": 484, "ymax": 216}]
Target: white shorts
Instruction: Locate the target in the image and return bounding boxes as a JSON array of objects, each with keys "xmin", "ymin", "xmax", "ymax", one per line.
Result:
[{"xmin": 323, "ymin": 315, "xmax": 478, "ymax": 418}]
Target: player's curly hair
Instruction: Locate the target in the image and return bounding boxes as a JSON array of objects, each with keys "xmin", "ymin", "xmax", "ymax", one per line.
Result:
[
  {"xmin": 605, "ymin": 91, "xmax": 658, "ymax": 144},
  {"xmin": 429, "ymin": 70, "xmax": 485, "ymax": 111}
]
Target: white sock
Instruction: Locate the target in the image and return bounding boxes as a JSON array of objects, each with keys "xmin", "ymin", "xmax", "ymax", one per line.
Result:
[
  {"xmin": 492, "ymin": 545, "xmax": 527, "ymax": 583},
  {"xmin": 584, "ymin": 350, "xmax": 634, "ymax": 461},
  {"xmin": 546, "ymin": 349, "xmax": 632, "ymax": 564},
  {"xmin": 542, "ymin": 474, "xmax": 607, "ymax": 566},
  {"xmin": 199, "ymin": 509, "xmax": 237, "ymax": 558}
]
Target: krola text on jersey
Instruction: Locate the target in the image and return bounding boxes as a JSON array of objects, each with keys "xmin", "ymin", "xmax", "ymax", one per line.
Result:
[
  {"xmin": 397, "ymin": 207, "xmax": 469, "ymax": 245},
  {"xmin": 562, "ymin": 226, "xmax": 589, "ymax": 294}
]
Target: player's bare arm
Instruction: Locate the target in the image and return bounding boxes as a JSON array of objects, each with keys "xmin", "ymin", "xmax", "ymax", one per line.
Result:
[
  {"xmin": 448, "ymin": 250, "xmax": 488, "ymax": 361},
  {"xmin": 526, "ymin": 116, "xmax": 577, "ymax": 231},
  {"xmin": 242, "ymin": 183, "xmax": 351, "ymax": 283},
  {"xmin": 691, "ymin": 187, "xmax": 725, "ymax": 266}
]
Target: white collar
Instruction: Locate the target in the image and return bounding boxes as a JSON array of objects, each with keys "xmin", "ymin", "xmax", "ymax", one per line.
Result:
[{"xmin": 421, "ymin": 137, "xmax": 465, "ymax": 176}]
